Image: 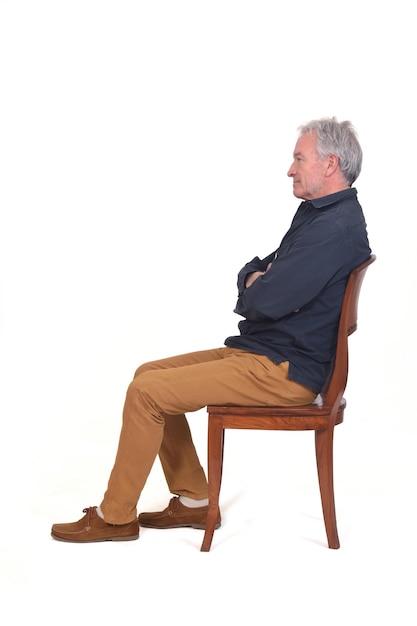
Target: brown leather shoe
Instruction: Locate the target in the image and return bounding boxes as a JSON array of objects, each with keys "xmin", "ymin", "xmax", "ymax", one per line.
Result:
[
  {"xmin": 51, "ymin": 507, "xmax": 140, "ymax": 543},
  {"xmin": 138, "ymin": 497, "xmax": 221, "ymax": 530}
]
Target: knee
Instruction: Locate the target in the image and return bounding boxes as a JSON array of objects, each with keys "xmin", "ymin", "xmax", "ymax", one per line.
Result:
[
  {"xmin": 126, "ymin": 371, "xmax": 165, "ymax": 424},
  {"xmin": 128, "ymin": 369, "xmax": 158, "ymax": 396},
  {"xmin": 133, "ymin": 361, "xmax": 156, "ymax": 379}
]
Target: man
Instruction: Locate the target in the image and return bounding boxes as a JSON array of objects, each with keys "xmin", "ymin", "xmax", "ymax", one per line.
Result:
[{"xmin": 51, "ymin": 117, "xmax": 371, "ymax": 542}]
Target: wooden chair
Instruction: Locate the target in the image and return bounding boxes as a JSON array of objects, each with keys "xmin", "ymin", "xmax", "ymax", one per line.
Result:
[{"xmin": 201, "ymin": 254, "xmax": 376, "ymax": 552}]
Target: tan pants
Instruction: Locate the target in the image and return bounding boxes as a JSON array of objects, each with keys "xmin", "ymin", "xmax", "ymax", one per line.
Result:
[{"xmin": 100, "ymin": 347, "xmax": 316, "ymax": 524}]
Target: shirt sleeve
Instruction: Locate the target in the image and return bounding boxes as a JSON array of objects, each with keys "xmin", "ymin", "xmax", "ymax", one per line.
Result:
[
  {"xmin": 236, "ymin": 252, "xmax": 276, "ymax": 294},
  {"xmin": 234, "ymin": 220, "xmax": 348, "ymax": 321}
]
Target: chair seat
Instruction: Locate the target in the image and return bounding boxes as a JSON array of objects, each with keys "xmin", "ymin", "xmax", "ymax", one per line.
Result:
[{"xmin": 206, "ymin": 398, "xmax": 345, "ymax": 431}]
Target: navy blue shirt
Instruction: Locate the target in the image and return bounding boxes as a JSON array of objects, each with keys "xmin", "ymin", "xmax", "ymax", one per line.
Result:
[{"xmin": 225, "ymin": 188, "xmax": 372, "ymax": 393}]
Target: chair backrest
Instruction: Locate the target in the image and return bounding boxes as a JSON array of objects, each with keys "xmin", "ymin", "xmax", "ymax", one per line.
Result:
[{"xmin": 322, "ymin": 254, "xmax": 376, "ymax": 418}]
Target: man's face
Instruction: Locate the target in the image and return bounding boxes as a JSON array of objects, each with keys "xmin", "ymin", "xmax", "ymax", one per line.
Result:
[{"xmin": 287, "ymin": 132, "xmax": 329, "ymax": 200}]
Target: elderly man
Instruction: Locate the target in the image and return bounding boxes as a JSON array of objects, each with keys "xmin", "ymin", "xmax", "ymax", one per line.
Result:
[{"xmin": 51, "ymin": 116, "xmax": 371, "ymax": 543}]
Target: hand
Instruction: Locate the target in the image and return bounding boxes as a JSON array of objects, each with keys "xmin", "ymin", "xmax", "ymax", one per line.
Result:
[{"xmin": 245, "ymin": 262, "xmax": 272, "ymax": 288}]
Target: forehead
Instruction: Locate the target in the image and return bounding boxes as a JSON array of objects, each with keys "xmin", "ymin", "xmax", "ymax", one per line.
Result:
[{"xmin": 293, "ymin": 132, "xmax": 318, "ymax": 157}]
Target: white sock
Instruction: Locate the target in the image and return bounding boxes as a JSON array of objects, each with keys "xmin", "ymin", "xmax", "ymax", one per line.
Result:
[
  {"xmin": 179, "ymin": 496, "xmax": 209, "ymax": 508},
  {"xmin": 96, "ymin": 505, "xmax": 105, "ymax": 520}
]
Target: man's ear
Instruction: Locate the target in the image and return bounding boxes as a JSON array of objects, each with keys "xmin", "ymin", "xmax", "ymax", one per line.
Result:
[{"xmin": 326, "ymin": 153, "xmax": 339, "ymax": 176}]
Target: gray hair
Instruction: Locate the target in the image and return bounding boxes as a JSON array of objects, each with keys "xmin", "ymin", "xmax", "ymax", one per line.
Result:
[{"xmin": 298, "ymin": 117, "xmax": 363, "ymax": 185}]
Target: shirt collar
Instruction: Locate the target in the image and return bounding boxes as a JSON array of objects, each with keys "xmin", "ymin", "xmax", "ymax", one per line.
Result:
[{"xmin": 309, "ymin": 187, "xmax": 357, "ymax": 209}]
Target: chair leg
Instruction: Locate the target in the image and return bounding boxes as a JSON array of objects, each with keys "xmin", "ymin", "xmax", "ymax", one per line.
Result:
[
  {"xmin": 315, "ymin": 428, "xmax": 340, "ymax": 549},
  {"xmin": 201, "ymin": 416, "xmax": 224, "ymax": 552}
]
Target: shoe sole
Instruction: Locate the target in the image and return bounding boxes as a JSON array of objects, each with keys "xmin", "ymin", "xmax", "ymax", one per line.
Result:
[
  {"xmin": 138, "ymin": 522, "xmax": 220, "ymax": 530},
  {"xmin": 51, "ymin": 532, "xmax": 139, "ymax": 543}
]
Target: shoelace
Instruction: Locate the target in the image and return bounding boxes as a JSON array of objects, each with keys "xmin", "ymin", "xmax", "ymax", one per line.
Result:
[
  {"xmin": 169, "ymin": 497, "xmax": 180, "ymax": 513},
  {"xmin": 82, "ymin": 507, "xmax": 96, "ymax": 529}
]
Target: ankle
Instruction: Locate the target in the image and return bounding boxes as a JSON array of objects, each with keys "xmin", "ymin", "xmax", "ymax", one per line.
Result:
[
  {"xmin": 179, "ymin": 496, "xmax": 209, "ymax": 508},
  {"xmin": 96, "ymin": 506, "xmax": 105, "ymax": 520}
]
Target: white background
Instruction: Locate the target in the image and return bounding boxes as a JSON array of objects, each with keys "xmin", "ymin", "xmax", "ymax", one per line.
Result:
[{"xmin": 1, "ymin": 0, "xmax": 416, "ymax": 624}]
